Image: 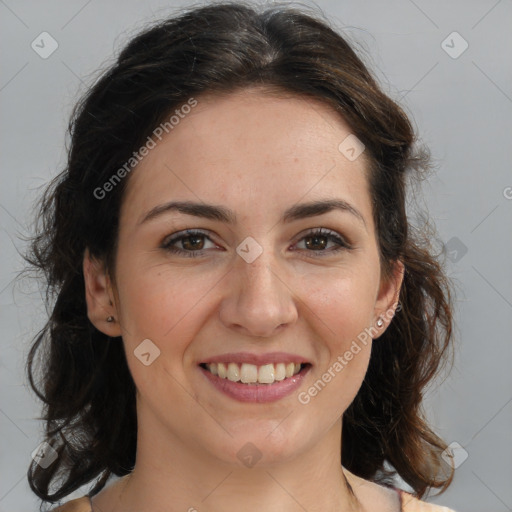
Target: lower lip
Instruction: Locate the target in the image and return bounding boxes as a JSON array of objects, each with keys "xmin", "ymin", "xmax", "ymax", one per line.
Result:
[{"xmin": 199, "ymin": 364, "xmax": 311, "ymax": 403}]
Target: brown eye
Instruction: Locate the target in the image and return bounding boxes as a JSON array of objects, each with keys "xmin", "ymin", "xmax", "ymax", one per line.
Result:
[
  {"xmin": 294, "ymin": 228, "xmax": 352, "ymax": 256},
  {"xmin": 304, "ymin": 234, "xmax": 329, "ymax": 250},
  {"xmin": 181, "ymin": 234, "xmax": 205, "ymax": 250},
  {"xmin": 161, "ymin": 229, "xmax": 217, "ymax": 257}
]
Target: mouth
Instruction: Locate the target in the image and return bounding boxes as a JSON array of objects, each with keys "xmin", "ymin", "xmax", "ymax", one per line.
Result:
[{"xmin": 199, "ymin": 361, "xmax": 312, "ymax": 385}]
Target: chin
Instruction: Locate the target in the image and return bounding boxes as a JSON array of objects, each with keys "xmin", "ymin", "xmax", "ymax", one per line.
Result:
[{"xmin": 204, "ymin": 422, "xmax": 311, "ymax": 468}]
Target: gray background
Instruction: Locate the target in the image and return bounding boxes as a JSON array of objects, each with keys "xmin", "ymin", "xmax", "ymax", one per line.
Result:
[{"xmin": 1, "ymin": 1, "xmax": 511, "ymax": 511}]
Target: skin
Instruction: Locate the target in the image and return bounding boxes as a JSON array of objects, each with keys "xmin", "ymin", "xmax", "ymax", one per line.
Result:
[{"xmin": 84, "ymin": 87, "xmax": 404, "ymax": 512}]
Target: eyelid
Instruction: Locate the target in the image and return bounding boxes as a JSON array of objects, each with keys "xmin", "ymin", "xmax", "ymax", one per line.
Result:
[
  {"xmin": 161, "ymin": 226, "xmax": 353, "ymax": 257},
  {"xmin": 162, "ymin": 228, "xmax": 211, "ymax": 244},
  {"xmin": 291, "ymin": 227, "xmax": 353, "ymax": 253},
  {"xmin": 293, "ymin": 226, "xmax": 351, "ymax": 244}
]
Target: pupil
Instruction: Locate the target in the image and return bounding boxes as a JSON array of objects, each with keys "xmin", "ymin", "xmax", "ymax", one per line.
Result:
[
  {"xmin": 183, "ymin": 235, "xmax": 204, "ymax": 250},
  {"xmin": 306, "ymin": 235, "xmax": 327, "ymax": 250}
]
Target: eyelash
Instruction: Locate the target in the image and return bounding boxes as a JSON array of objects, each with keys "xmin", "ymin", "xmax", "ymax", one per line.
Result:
[{"xmin": 161, "ymin": 228, "xmax": 352, "ymax": 258}]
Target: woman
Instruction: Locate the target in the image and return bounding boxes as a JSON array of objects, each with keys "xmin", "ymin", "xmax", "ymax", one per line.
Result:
[{"xmin": 26, "ymin": 2, "xmax": 457, "ymax": 511}]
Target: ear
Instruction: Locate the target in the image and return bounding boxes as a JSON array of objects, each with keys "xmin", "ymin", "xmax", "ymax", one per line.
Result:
[
  {"xmin": 372, "ymin": 259, "xmax": 404, "ymax": 339},
  {"xmin": 83, "ymin": 248, "xmax": 122, "ymax": 337}
]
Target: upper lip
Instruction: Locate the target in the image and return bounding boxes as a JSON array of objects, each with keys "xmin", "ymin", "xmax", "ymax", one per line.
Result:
[{"xmin": 200, "ymin": 352, "xmax": 311, "ymax": 366}]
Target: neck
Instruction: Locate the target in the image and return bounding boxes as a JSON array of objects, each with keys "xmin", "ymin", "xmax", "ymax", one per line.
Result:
[{"xmin": 93, "ymin": 413, "xmax": 363, "ymax": 512}]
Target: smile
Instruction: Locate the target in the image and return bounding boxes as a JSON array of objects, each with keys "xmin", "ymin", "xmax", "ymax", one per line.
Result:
[
  {"xmin": 198, "ymin": 362, "xmax": 312, "ymax": 403},
  {"xmin": 200, "ymin": 362, "xmax": 308, "ymax": 385}
]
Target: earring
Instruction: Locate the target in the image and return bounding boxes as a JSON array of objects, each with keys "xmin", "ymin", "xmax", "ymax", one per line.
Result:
[
  {"xmin": 376, "ymin": 317, "xmax": 384, "ymax": 328},
  {"xmin": 106, "ymin": 316, "xmax": 115, "ymax": 323}
]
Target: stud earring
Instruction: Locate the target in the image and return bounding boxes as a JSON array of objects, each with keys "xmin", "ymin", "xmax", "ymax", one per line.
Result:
[
  {"xmin": 106, "ymin": 316, "xmax": 115, "ymax": 323},
  {"xmin": 376, "ymin": 317, "xmax": 384, "ymax": 328}
]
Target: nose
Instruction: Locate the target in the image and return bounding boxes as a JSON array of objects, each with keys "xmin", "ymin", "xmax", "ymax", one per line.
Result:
[{"xmin": 218, "ymin": 248, "xmax": 298, "ymax": 337}]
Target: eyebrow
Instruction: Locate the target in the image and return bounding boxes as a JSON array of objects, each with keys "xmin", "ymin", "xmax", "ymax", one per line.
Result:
[{"xmin": 139, "ymin": 199, "xmax": 366, "ymax": 230}]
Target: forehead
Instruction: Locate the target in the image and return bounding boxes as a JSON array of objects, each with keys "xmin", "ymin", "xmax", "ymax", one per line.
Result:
[{"xmin": 121, "ymin": 88, "xmax": 372, "ymax": 227}]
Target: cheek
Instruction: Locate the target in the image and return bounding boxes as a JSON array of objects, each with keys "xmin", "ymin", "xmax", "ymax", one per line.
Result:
[
  {"xmin": 298, "ymin": 269, "xmax": 376, "ymax": 402},
  {"xmin": 300, "ymin": 267, "xmax": 378, "ymax": 343},
  {"xmin": 115, "ymin": 261, "xmax": 220, "ymax": 347},
  {"xmin": 115, "ymin": 266, "xmax": 219, "ymax": 397}
]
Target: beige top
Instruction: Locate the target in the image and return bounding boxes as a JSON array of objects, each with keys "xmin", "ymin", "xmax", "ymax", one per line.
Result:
[{"xmin": 52, "ymin": 491, "xmax": 457, "ymax": 512}]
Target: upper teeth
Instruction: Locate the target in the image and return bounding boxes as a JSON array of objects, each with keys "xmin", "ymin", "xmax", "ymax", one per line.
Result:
[{"xmin": 206, "ymin": 362, "xmax": 302, "ymax": 384}]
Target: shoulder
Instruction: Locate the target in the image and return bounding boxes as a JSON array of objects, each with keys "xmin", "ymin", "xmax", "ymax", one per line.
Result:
[
  {"xmin": 343, "ymin": 467, "xmax": 456, "ymax": 512},
  {"xmin": 46, "ymin": 488, "xmax": 458, "ymax": 512},
  {"xmin": 50, "ymin": 496, "xmax": 91, "ymax": 512},
  {"xmin": 400, "ymin": 490, "xmax": 458, "ymax": 512}
]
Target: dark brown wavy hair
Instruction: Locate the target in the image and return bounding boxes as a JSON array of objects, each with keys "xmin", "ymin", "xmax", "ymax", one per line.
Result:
[{"xmin": 25, "ymin": 0, "xmax": 455, "ymax": 505}]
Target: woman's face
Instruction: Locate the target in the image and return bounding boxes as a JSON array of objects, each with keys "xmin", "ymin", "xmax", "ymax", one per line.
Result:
[{"xmin": 87, "ymin": 88, "xmax": 402, "ymax": 467}]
